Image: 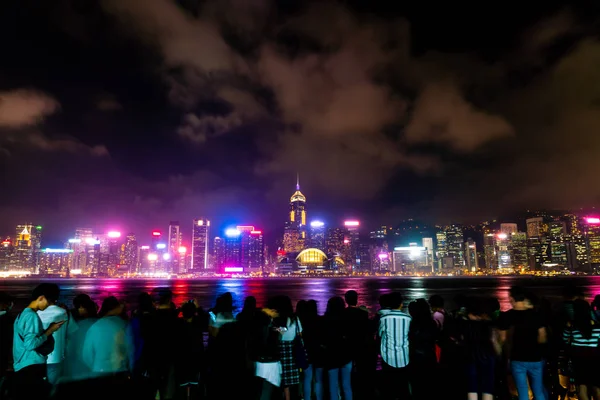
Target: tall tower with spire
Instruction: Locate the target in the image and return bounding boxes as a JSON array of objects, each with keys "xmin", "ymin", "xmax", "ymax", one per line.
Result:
[{"xmin": 283, "ymin": 175, "xmax": 307, "ymax": 253}]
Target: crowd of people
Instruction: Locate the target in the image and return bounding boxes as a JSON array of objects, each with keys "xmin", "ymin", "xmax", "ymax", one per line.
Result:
[{"xmin": 0, "ymin": 283, "xmax": 599, "ymax": 400}]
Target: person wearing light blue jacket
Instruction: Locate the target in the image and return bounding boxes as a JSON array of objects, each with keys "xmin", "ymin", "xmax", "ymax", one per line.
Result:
[
  {"xmin": 82, "ymin": 296, "xmax": 134, "ymax": 375},
  {"xmin": 12, "ymin": 283, "xmax": 65, "ymax": 400}
]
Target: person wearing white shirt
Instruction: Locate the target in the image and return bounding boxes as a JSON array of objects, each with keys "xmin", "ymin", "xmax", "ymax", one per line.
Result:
[
  {"xmin": 38, "ymin": 301, "xmax": 78, "ymax": 384},
  {"xmin": 378, "ymin": 292, "xmax": 411, "ymax": 400}
]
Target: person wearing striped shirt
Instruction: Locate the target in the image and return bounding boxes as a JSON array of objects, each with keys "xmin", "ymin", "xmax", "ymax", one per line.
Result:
[
  {"xmin": 377, "ymin": 292, "xmax": 411, "ymax": 400},
  {"xmin": 563, "ymin": 299, "xmax": 600, "ymax": 400}
]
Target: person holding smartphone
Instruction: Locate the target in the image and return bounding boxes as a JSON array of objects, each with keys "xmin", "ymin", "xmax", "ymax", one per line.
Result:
[
  {"xmin": 38, "ymin": 294, "xmax": 77, "ymax": 385},
  {"xmin": 13, "ymin": 283, "xmax": 65, "ymax": 400}
]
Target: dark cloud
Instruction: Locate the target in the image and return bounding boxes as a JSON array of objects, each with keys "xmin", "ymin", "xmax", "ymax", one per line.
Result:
[{"xmin": 0, "ymin": 0, "xmax": 599, "ymax": 242}]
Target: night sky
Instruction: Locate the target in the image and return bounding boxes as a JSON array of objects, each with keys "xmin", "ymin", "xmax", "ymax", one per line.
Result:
[{"xmin": 1, "ymin": 0, "xmax": 599, "ymax": 243}]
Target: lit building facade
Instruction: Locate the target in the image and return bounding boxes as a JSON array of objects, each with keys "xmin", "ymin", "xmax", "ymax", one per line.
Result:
[
  {"xmin": 213, "ymin": 237, "xmax": 225, "ymax": 270},
  {"xmin": 510, "ymin": 232, "xmax": 528, "ymax": 269},
  {"xmin": 465, "ymin": 238, "xmax": 478, "ymax": 272},
  {"xmin": 392, "ymin": 244, "xmax": 431, "ymax": 274},
  {"xmin": 192, "ymin": 218, "xmax": 210, "ymax": 271},
  {"xmin": 326, "ymin": 228, "xmax": 345, "ymax": 256},
  {"xmin": 526, "ymin": 217, "xmax": 551, "ymax": 270},
  {"xmin": 123, "ymin": 233, "xmax": 138, "ymax": 274},
  {"xmin": 344, "ymin": 221, "xmax": 361, "ymax": 270},
  {"xmin": 283, "ymin": 178, "xmax": 307, "ymax": 253},
  {"xmin": 483, "ymin": 234, "xmax": 497, "ymax": 270},
  {"xmin": 309, "ymin": 221, "xmax": 326, "ymax": 251},
  {"xmin": 14, "ymin": 224, "xmax": 42, "ymax": 272}
]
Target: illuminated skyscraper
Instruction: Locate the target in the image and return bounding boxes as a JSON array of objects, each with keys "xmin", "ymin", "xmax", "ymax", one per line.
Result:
[
  {"xmin": 510, "ymin": 232, "xmax": 528, "ymax": 269},
  {"xmin": 548, "ymin": 221, "xmax": 568, "ymax": 267},
  {"xmin": 526, "ymin": 217, "xmax": 551, "ymax": 270},
  {"xmin": 465, "ymin": 238, "xmax": 478, "ymax": 272},
  {"xmin": 483, "ymin": 233, "xmax": 497, "ymax": 270},
  {"xmin": 326, "ymin": 228, "xmax": 345, "ymax": 256},
  {"xmin": 344, "ymin": 221, "xmax": 361, "ymax": 269},
  {"xmin": 192, "ymin": 218, "xmax": 210, "ymax": 271},
  {"xmin": 168, "ymin": 221, "xmax": 181, "ymax": 254},
  {"xmin": 283, "ymin": 176, "xmax": 307, "ymax": 253},
  {"xmin": 584, "ymin": 217, "xmax": 600, "ymax": 271},
  {"xmin": 168, "ymin": 222, "xmax": 181, "ymax": 272},
  {"xmin": 14, "ymin": 224, "xmax": 40, "ymax": 272},
  {"xmin": 444, "ymin": 225, "xmax": 464, "ymax": 268},
  {"xmin": 496, "ymin": 233, "xmax": 512, "ymax": 271},
  {"xmin": 309, "ymin": 221, "xmax": 326, "ymax": 251},
  {"xmin": 0, "ymin": 238, "xmax": 13, "ymax": 269},
  {"xmin": 123, "ymin": 233, "xmax": 138, "ymax": 274},
  {"xmin": 565, "ymin": 214, "xmax": 588, "ymax": 271},
  {"xmin": 224, "ymin": 228, "xmax": 242, "ymax": 270},
  {"xmin": 290, "ymin": 175, "xmax": 307, "ymax": 227},
  {"xmin": 248, "ymin": 230, "xmax": 264, "ymax": 272},
  {"xmin": 500, "ymin": 223, "xmax": 518, "ymax": 235},
  {"xmin": 213, "ymin": 237, "xmax": 225, "ymax": 270}
]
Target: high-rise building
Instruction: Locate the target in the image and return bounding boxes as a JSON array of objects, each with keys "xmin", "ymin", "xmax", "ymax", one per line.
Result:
[
  {"xmin": 422, "ymin": 238, "xmax": 434, "ymax": 267},
  {"xmin": 565, "ymin": 214, "xmax": 588, "ymax": 271},
  {"xmin": 168, "ymin": 222, "xmax": 181, "ymax": 252},
  {"xmin": 213, "ymin": 237, "xmax": 225, "ymax": 270},
  {"xmin": 309, "ymin": 221, "xmax": 326, "ymax": 251},
  {"xmin": 496, "ymin": 233, "xmax": 512, "ymax": 271},
  {"xmin": 326, "ymin": 228, "xmax": 345, "ymax": 256},
  {"xmin": 0, "ymin": 238, "xmax": 13, "ymax": 269},
  {"xmin": 392, "ymin": 244, "xmax": 430, "ymax": 274},
  {"xmin": 138, "ymin": 245, "xmax": 151, "ymax": 274},
  {"xmin": 435, "ymin": 231, "xmax": 448, "ymax": 263},
  {"xmin": 584, "ymin": 217, "xmax": 600, "ymax": 271},
  {"xmin": 344, "ymin": 221, "xmax": 361, "ymax": 270},
  {"xmin": 248, "ymin": 230, "xmax": 264, "ymax": 272},
  {"xmin": 500, "ymin": 223, "xmax": 518, "ymax": 235},
  {"xmin": 526, "ymin": 217, "xmax": 551, "ymax": 270},
  {"xmin": 191, "ymin": 218, "xmax": 210, "ymax": 271},
  {"xmin": 445, "ymin": 225, "xmax": 464, "ymax": 268},
  {"xmin": 548, "ymin": 221, "xmax": 568, "ymax": 267},
  {"xmin": 510, "ymin": 232, "xmax": 528, "ymax": 269},
  {"xmin": 465, "ymin": 238, "xmax": 478, "ymax": 272},
  {"xmin": 123, "ymin": 233, "xmax": 138, "ymax": 274},
  {"xmin": 14, "ymin": 224, "xmax": 40, "ymax": 272},
  {"xmin": 224, "ymin": 228, "xmax": 242, "ymax": 271},
  {"xmin": 483, "ymin": 233, "xmax": 497, "ymax": 270},
  {"xmin": 283, "ymin": 177, "xmax": 307, "ymax": 253}
]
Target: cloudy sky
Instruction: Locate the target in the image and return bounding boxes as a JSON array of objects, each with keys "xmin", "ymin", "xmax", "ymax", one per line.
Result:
[{"xmin": 1, "ymin": 0, "xmax": 599, "ymax": 243}]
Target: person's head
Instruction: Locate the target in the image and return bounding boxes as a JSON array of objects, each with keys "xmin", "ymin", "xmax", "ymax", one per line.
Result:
[
  {"xmin": 409, "ymin": 298, "xmax": 432, "ymax": 323},
  {"xmin": 98, "ymin": 296, "xmax": 123, "ymax": 318},
  {"xmin": 243, "ymin": 296, "xmax": 257, "ymax": 312},
  {"xmin": 181, "ymin": 301, "xmax": 197, "ymax": 320},
  {"xmin": 30, "ymin": 283, "xmax": 60, "ymax": 311},
  {"xmin": 137, "ymin": 292, "xmax": 154, "ymax": 313},
  {"xmin": 325, "ymin": 296, "xmax": 346, "ymax": 317},
  {"xmin": 379, "ymin": 293, "xmax": 391, "ymax": 310},
  {"xmin": 215, "ymin": 292, "xmax": 234, "ymax": 314},
  {"xmin": 573, "ymin": 299, "xmax": 593, "ymax": 338},
  {"xmin": 306, "ymin": 300, "xmax": 318, "ymax": 317},
  {"xmin": 467, "ymin": 298, "xmax": 492, "ymax": 320},
  {"xmin": 296, "ymin": 299, "xmax": 307, "ymax": 316},
  {"xmin": 592, "ymin": 295, "xmax": 600, "ymax": 311},
  {"xmin": 429, "ymin": 295, "xmax": 444, "ymax": 311},
  {"xmin": 509, "ymin": 286, "xmax": 528, "ymax": 307},
  {"xmin": 388, "ymin": 292, "xmax": 403, "ymax": 310},
  {"xmin": 156, "ymin": 288, "xmax": 173, "ymax": 307},
  {"xmin": 73, "ymin": 294, "xmax": 98, "ymax": 318},
  {"xmin": 344, "ymin": 290, "xmax": 358, "ymax": 307}
]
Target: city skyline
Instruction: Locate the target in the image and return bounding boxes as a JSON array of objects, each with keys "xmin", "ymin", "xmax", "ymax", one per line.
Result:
[{"xmin": 2, "ymin": 3, "xmax": 600, "ymax": 243}]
